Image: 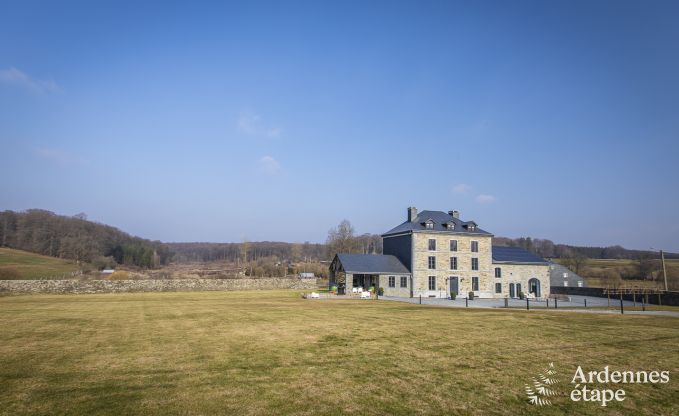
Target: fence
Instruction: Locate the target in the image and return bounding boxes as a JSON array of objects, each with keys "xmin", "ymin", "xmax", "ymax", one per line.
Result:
[{"xmin": 550, "ymin": 286, "xmax": 679, "ymax": 306}]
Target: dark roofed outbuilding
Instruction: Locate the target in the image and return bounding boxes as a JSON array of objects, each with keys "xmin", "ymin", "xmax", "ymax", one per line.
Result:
[
  {"xmin": 492, "ymin": 246, "xmax": 548, "ymax": 264},
  {"xmin": 331, "ymin": 253, "xmax": 410, "ymax": 274}
]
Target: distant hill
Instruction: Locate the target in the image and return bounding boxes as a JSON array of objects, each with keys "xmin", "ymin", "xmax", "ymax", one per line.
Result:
[
  {"xmin": 0, "ymin": 247, "xmax": 80, "ymax": 280},
  {"xmin": 0, "ymin": 209, "xmax": 172, "ymax": 269},
  {"xmin": 493, "ymin": 236, "xmax": 678, "ymax": 260}
]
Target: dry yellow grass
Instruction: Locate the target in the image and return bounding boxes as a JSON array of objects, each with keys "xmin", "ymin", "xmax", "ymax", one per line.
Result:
[{"xmin": 0, "ymin": 290, "xmax": 677, "ymax": 415}]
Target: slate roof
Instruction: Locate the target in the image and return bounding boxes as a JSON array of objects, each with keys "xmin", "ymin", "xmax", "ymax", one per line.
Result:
[
  {"xmin": 334, "ymin": 253, "xmax": 410, "ymax": 274},
  {"xmin": 492, "ymin": 246, "xmax": 548, "ymax": 264},
  {"xmin": 382, "ymin": 210, "xmax": 492, "ymax": 236}
]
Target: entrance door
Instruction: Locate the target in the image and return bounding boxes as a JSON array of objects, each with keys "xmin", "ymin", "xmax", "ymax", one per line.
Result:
[
  {"xmin": 529, "ymin": 278, "xmax": 541, "ymax": 297},
  {"xmin": 516, "ymin": 283, "xmax": 522, "ymax": 297},
  {"xmin": 509, "ymin": 283, "xmax": 515, "ymax": 298},
  {"xmin": 449, "ymin": 277, "xmax": 459, "ymax": 296}
]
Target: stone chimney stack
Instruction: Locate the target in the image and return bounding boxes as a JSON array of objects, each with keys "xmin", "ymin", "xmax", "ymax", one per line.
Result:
[
  {"xmin": 449, "ymin": 210, "xmax": 460, "ymax": 219},
  {"xmin": 407, "ymin": 207, "xmax": 418, "ymax": 222}
]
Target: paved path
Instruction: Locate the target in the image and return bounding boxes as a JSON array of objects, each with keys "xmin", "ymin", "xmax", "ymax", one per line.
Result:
[{"xmin": 378, "ymin": 295, "xmax": 679, "ymax": 317}]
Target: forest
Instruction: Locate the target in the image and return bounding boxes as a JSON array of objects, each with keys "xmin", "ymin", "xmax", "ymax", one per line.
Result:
[{"xmin": 0, "ymin": 209, "xmax": 172, "ymax": 269}]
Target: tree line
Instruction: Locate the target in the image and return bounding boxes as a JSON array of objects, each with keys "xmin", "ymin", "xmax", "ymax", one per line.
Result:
[
  {"xmin": 492, "ymin": 236, "xmax": 677, "ymax": 261},
  {"xmin": 0, "ymin": 209, "xmax": 172, "ymax": 269}
]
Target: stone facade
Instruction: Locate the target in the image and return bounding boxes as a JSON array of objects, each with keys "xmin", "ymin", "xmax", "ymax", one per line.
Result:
[
  {"xmin": 0, "ymin": 278, "xmax": 316, "ymax": 294},
  {"xmin": 378, "ymin": 274, "xmax": 412, "ymax": 297},
  {"xmin": 492, "ymin": 263, "xmax": 551, "ymax": 299},
  {"xmin": 410, "ymin": 231, "xmax": 494, "ymax": 298}
]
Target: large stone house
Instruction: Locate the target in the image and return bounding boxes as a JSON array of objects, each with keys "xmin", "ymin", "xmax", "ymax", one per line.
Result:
[{"xmin": 329, "ymin": 207, "xmax": 550, "ymax": 299}]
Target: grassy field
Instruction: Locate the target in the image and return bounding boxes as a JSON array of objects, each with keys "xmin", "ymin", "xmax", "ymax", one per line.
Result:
[
  {"xmin": 0, "ymin": 291, "xmax": 677, "ymax": 415},
  {"xmin": 0, "ymin": 247, "xmax": 80, "ymax": 280},
  {"xmin": 554, "ymin": 258, "xmax": 679, "ymax": 289}
]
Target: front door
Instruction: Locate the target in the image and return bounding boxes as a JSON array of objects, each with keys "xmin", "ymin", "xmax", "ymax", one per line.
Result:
[
  {"xmin": 516, "ymin": 283, "xmax": 522, "ymax": 297},
  {"xmin": 449, "ymin": 277, "xmax": 459, "ymax": 296},
  {"xmin": 509, "ymin": 283, "xmax": 515, "ymax": 298}
]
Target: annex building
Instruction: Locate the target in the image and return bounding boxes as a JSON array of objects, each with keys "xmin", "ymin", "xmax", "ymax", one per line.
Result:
[{"xmin": 329, "ymin": 207, "xmax": 550, "ymax": 299}]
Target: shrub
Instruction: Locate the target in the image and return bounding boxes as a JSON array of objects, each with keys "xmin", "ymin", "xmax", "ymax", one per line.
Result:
[
  {"xmin": 450, "ymin": 291, "xmax": 457, "ymax": 300},
  {"xmin": 468, "ymin": 291, "xmax": 474, "ymax": 300},
  {"xmin": 92, "ymin": 255, "xmax": 117, "ymax": 271},
  {"xmin": 518, "ymin": 291, "xmax": 525, "ymax": 300},
  {"xmin": 330, "ymin": 285, "xmax": 338, "ymax": 293},
  {"xmin": 107, "ymin": 271, "xmax": 129, "ymax": 280},
  {"xmin": 378, "ymin": 287, "xmax": 384, "ymax": 296},
  {"xmin": 369, "ymin": 286, "xmax": 375, "ymax": 293}
]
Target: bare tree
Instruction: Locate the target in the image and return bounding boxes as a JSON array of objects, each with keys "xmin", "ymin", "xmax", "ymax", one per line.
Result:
[{"xmin": 326, "ymin": 220, "xmax": 360, "ymax": 258}]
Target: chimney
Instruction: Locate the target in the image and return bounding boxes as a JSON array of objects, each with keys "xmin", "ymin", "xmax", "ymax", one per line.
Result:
[
  {"xmin": 407, "ymin": 207, "xmax": 418, "ymax": 222},
  {"xmin": 449, "ymin": 210, "xmax": 460, "ymax": 219}
]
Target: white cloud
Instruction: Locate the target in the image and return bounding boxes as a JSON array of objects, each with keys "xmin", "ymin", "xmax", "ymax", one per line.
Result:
[
  {"xmin": 475, "ymin": 194, "xmax": 496, "ymax": 204},
  {"xmin": 33, "ymin": 147, "xmax": 85, "ymax": 166},
  {"xmin": 257, "ymin": 155, "xmax": 280, "ymax": 175},
  {"xmin": 237, "ymin": 111, "xmax": 282, "ymax": 138},
  {"xmin": 0, "ymin": 67, "xmax": 60, "ymax": 94},
  {"xmin": 452, "ymin": 183, "xmax": 471, "ymax": 194}
]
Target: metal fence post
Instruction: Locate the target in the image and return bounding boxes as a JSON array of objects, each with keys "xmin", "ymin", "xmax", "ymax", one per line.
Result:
[
  {"xmin": 526, "ymin": 297, "xmax": 529, "ymax": 311},
  {"xmin": 546, "ymin": 298, "xmax": 549, "ymax": 308},
  {"xmin": 504, "ymin": 297, "xmax": 508, "ymax": 308},
  {"xmin": 465, "ymin": 297, "xmax": 468, "ymax": 308},
  {"xmin": 419, "ymin": 295, "xmax": 422, "ymax": 305},
  {"xmin": 584, "ymin": 299, "xmax": 587, "ymax": 308},
  {"xmin": 555, "ymin": 298, "xmax": 558, "ymax": 309},
  {"xmin": 620, "ymin": 293, "xmax": 624, "ymax": 315}
]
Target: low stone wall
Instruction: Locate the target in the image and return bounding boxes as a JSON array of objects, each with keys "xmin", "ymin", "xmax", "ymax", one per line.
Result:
[{"xmin": 0, "ymin": 278, "xmax": 317, "ymax": 294}]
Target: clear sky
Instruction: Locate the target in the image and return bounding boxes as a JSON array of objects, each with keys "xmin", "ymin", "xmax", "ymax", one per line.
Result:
[{"xmin": 1, "ymin": 1, "xmax": 678, "ymax": 250}]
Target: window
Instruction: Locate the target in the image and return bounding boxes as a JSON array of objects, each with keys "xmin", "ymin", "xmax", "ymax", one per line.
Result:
[
  {"xmin": 495, "ymin": 283, "xmax": 502, "ymax": 293},
  {"xmin": 446, "ymin": 223, "xmax": 455, "ymax": 230},
  {"xmin": 428, "ymin": 276, "xmax": 436, "ymax": 291},
  {"xmin": 472, "ymin": 276, "xmax": 479, "ymax": 291},
  {"xmin": 388, "ymin": 276, "xmax": 395, "ymax": 288},
  {"xmin": 425, "ymin": 222, "xmax": 434, "ymax": 229},
  {"xmin": 494, "ymin": 267, "xmax": 501, "ymax": 278},
  {"xmin": 450, "ymin": 256, "xmax": 458, "ymax": 270},
  {"xmin": 400, "ymin": 276, "xmax": 408, "ymax": 288},
  {"xmin": 563, "ymin": 280, "xmax": 569, "ymax": 287},
  {"xmin": 428, "ymin": 239, "xmax": 436, "ymax": 251},
  {"xmin": 471, "ymin": 241, "xmax": 479, "ymax": 252},
  {"xmin": 471, "ymin": 257, "xmax": 479, "ymax": 271},
  {"xmin": 469, "ymin": 225, "xmax": 476, "ymax": 231},
  {"xmin": 428, "ymin": 256, "xmax": 436, "ymax": 269},
  {"xmin": 450, "ymin": 240, "xmax": 458, "ymax": 251}
]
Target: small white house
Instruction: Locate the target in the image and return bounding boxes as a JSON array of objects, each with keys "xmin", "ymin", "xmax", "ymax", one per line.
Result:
[{"xmin": 299, "ymin": 272, "xmax": 315, "ymax": 279}]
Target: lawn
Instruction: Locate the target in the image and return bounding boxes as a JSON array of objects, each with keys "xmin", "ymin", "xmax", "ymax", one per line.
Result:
[
  {"xmin": 0, "ymin": 247, "xmax": 80, "ymax": 279},
  {"xmin": 0, "ymin": 290, "xmax": 677, "ymax": 415}
]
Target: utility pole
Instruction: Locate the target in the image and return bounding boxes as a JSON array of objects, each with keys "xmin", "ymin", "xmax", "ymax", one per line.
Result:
[{"xmin": 660, "ymin": 250, "xmax": 668, "ymax": 292}]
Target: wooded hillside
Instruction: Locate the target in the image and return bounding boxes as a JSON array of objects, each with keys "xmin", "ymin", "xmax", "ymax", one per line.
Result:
[{"xmin": 0, "ymin": 210, "xmax": 172, "ymax": 268}]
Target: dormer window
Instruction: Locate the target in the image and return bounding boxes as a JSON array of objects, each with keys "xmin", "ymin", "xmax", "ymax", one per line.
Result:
[
  {"xmin": 468, "ymin": 225, "xmax": 476, "ymax": 231},
  {"xmin": 422, "ymin": 219, "xmax": 435, "ymax": 229},
  {"xmin": 445, "ymin": 222, "xmax": 455, "ymax": 230}
]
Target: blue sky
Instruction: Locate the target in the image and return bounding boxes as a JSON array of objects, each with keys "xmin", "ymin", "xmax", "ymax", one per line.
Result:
[{"xmin": 1, "ymin": 1, "xmax": 678, "ymax": 250}]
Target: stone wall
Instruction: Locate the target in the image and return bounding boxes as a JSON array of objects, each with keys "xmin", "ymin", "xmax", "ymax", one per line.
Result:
[{"xmin": 0, "ymin": 278, "xmax": 317, "ymax": 294}]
